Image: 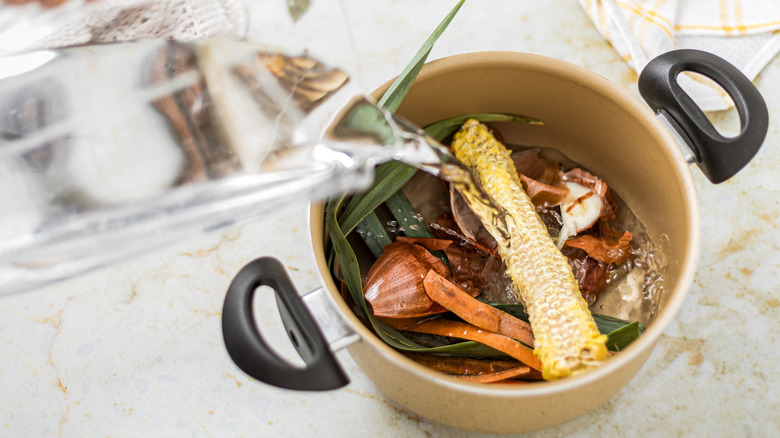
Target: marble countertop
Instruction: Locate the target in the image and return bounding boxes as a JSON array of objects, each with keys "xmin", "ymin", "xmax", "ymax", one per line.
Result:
[{"xmin": 2, "ymin": 0, "xmax": 779, "ymax": 436}]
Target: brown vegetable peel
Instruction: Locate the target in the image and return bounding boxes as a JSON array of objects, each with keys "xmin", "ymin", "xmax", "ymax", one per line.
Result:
[
  {"xmin": 565, "ymin": 232, "xmax": 634, "ymax": 265},
  {"xmin": 363, "ymin": 242, "xmax": 450, "ymax": 318}
]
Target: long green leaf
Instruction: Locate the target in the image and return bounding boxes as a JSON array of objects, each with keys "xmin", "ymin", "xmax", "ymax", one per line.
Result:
[
  {"xmin": 385, "ymin": 191, "xmax": 434, "ymax": 238},
  {"xmin": 384, "ymin": 191, "xmax": 450, "ymax": 268},
  {"xmin": 326, "ymin": 196, "xmax": 366, "ymax": 314},
  {"xmin": 355, "ymin": 212, "xmax": 392, "ymax": 258},
  {"xmin": 424, "ymin": 113, "xmax": 543, "ymax": 141},
  {"xmin": 606, "ymin": 321, "xmax": 642, "ymax": 351},
  {"xmin": 339, "ymin": 161, "xmax": 417, "ymax": 235},
  {"xmin": 338, "ymin": 0, "xmax": 466, "ymax": 235},
  {"xmin": 421, "ymin": 341, "xmax": 508, "ymax": 358},
  {"xmin": 377, "ymin": 0, "xmax": 466, "ymax": 113},
  {"xmin": 593, "ymin": 313, "xmax": 645, "ymax": 334}
]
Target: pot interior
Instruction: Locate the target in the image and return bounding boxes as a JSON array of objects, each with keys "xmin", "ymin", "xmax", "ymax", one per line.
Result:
[{"xmin": 311, "ymin": 51, "xmax": 698, "ymax": 400}]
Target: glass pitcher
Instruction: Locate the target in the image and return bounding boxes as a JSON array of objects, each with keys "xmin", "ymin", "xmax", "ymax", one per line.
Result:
[{"xmin": 0, "ymin": 39, "xmax": 440, "ymax": 294}]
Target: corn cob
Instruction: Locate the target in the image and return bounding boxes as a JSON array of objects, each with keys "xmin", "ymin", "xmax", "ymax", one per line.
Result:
[{"xmin": 451, "ymin": 119, "xmax": 607, "ymax": 380}]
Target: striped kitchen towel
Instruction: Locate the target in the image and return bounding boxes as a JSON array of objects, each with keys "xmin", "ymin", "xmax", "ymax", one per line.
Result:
[
  {"xmin": 0, "ymin": 0, "xmax": 248, "ymax": 56},
  {"xmin": 579, "ymin": 0, "xmax": 780, "ymax": 110}
]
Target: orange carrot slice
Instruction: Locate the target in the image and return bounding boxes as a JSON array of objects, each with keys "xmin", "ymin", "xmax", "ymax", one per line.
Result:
[
  {"xmin": 456, "ymin": 366, "xmax": 534, "ymax": 383},
  {"xmin": 384, "ymin": 318, "xmax": 542, "ymax": 371},
  {"xmin": 422, "ymin": 270, "xmax": 535, "ymax": 347}
]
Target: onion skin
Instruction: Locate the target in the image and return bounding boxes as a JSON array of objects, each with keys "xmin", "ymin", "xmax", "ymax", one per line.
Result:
[
  {"xmin": 565, "ymin": 232, "xmax": 634, "ymax": 265},
  {"xmin": 363, "ymin": 242, "xmax": 450, "ymax": 318}
]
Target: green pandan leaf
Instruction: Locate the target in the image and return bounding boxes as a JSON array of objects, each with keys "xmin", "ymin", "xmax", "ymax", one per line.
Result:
[
  {"xmin": 384, "ymin": 191, "xmax": 433, "ymax": 238},
  {"xmin": 377, "ymin": 0, "xmax": 466, "ymax": 114},
  {"xmin": 355, "ymin": 212, "xmax": 392, "ymax": 258},
  {"xmin": 339, "ymin": 161, "xmax": 417, "ymax": 235},
  {"xmin": 384, "ymin": 190, "xmax": 450, "ymax": 268},
  {"xmin": 605, "ymin": 321, "xmax": 642, "ymax": 352}
]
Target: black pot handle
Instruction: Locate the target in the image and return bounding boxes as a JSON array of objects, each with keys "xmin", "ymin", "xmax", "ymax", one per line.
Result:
[
  {"xmin": 638, "ymin": 49, "xmax": 768, "ymax": 184},
  {"xmin": 222, "ymin": 257, "xmax": 349, "ymax": 391}
]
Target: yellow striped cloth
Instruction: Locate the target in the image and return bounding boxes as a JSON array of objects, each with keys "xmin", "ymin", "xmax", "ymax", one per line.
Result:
[{"xmin": 579, "ymin": 0, "xmax": 780, "ymax": 110}]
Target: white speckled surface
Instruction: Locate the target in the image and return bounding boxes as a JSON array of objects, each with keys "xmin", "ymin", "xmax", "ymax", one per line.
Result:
[{"xmin": 2, "ymin": 0, "xmax": 779, "ymax": 436}]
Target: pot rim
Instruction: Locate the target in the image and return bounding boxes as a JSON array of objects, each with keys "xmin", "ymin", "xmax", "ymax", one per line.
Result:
[{"xmin": 309, "ymin": 51, "xmax": 700, "ymax": 395}]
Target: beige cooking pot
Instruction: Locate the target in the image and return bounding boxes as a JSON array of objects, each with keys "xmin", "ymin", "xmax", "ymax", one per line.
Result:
[{"xmin": 221, "ymin": 51, "xmax": 767, "ymax": 433}]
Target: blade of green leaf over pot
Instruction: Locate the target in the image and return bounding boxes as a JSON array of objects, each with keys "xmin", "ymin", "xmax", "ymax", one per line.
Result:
[
  {"xmin": 338, "ymin": 161, "xmax": 417, "ymax": 235},
  {"xmin": 377, "ymin": 0, "xmax": 466, "ymax": 114},
  {"xmin": 336, "ymin": 0, "xmax": 470, "ymax": 235},
  {"xmin": 384, "ymin": 191, "xmax": 451, "ymax": 267},
  {"xmin": 328, "ymin": 0, "xmax": 464, "ymax": 282},
  {"xmin": 385, "ymin": 191, "xmax": 434, "ymax": 238},
  {"xmin": 605, "ymin": 321, "xmax": 642, "ymax": 352},
  {"xmin": 355, "ymin": 212, "xmax": 392, "ymax": 258}
]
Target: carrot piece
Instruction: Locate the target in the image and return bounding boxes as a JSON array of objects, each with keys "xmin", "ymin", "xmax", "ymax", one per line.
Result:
[
  {"xmin": 402, "ymin": 351, "xmax": 521, "ymax": 375},
  {"xmin": 384, "ymin": 318, "xmax": 542, "ymax": 371},
  {"xmin": 422, "ymin": 270, "xmax": 535, "ymax": 347},
  {"xmin": 395, "ymin": 236, "xmax": 453, "ymax": 251},
  {"xmin": 456, "ymin": 366, "xmax": 534, "ymax": 383}
]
